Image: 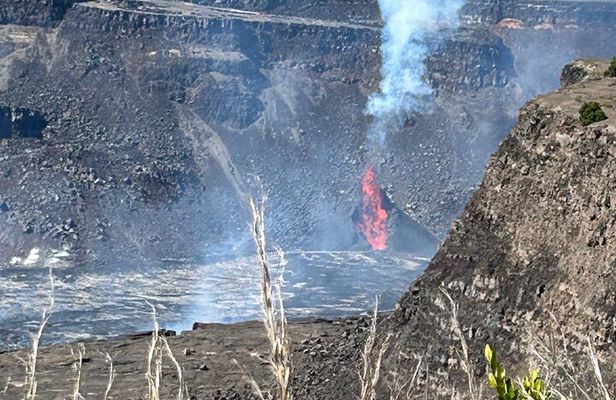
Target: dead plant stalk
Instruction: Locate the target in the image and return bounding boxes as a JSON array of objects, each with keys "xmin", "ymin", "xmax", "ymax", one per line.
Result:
[
  {"xmin": 145, "ymin": 302, "xmax": 185, "ymax": 400},
  {"xmin": 249, "ymin": 197, "xmax": 293, "ymax": 400},
  {"xmin": 25, "ymin": 268, "xmax": 55, "ymax": 400},
  {"xmin": 71, "ymin": 346, "xmax": 85, "ymax": 400},
  {"xmin": 359, "ymin": 298, "xmax": 392, "ymax": 400},
  {"xmin": 440, "ymin": 287, "xmax": 479, "ymax": 400},
  {"xmin": 103, "ymin": 352, "xmax": 115, "ymax": 400}
]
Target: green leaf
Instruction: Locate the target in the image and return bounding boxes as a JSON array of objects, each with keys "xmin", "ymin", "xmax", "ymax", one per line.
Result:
[
  {"xmin": 530, "ymin": 369, "xmax": 539, "ymax": 382},
  {"xmin": 488, "ymin": 373, "xmax": 498, "ymax": 388},
  {"xmin": 485, "ymin": 344, "xmax": 493, "ymax": 363}
]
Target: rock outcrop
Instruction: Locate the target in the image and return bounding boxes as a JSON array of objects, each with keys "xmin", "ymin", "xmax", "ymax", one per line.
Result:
[
  {"xmin": 2, "ymin": 0, "xmax": 616, "ymax": 268},
  {"xmin": 462, "ymin": 0, "xmax": 616, "ymax": 28},
  {"xmin": 385, "ymin": 63, "xmax": 616, "ymax": 396},
  {"xmin": 561, "ymin": 59, "xmax": 611, "ymax": 87},
  {"xmin": 0, "ymin": 0, "xmax": 83, "ymax": 27}
]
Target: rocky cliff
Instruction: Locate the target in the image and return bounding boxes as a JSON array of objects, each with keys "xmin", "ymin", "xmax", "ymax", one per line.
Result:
[
  {"xmin": 0, "ymin": 0, "xmax": 83, "ymax": 26},
  {"xmin": 2, "ymin": 0, "xmax": 616, "ymax": 268},
  {"xmin": 462, "ymin": 0, "xmax": 616, "ymax": 28},
  {"xmin": 385, "ymin": 61, "xmax": 616, "ymax": 396},
  {"xmin": 0, "ymin": 0, "xmax": 524, "ymax": 267}
]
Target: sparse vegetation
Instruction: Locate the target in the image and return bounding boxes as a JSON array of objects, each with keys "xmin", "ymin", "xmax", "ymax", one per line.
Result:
[
  {"xmin": 145, "ymin": 302, "xmax": 186, "ymax": 400},
  {"xmin": 484, "ymin": 345, "xmax": 552, "ymax": 400},
  {"xmin": 441, "ymin": 287, "xmax": 481, "ymax": 400},
  {"xmin": 529, "ymin": 315, "xmax": 613, "ymax": 400},
  {"xmin": 605, "ymin": 58, "xmax": 616, "ymax": 78},
  {"xmin": 249, "ymin": 197, "xmax": 293, "ymax": 400},
  {"xmin": 484, "ymin": 340, "xmax": 613, "ymax": 400},
  {"xmin": 70, "ymin": 345, "xmax": 85, "ymax": 400},
  {"xmin": 358, "ymin": 299, "xmax": 391, "ymax": 400},
  {"xmin": 21, "ymin": 268, "xmax": 55, "ymax": 400},
  {"xmin": 102, "ymin": 352, "xmax": 115, "ymax": 400},
  {"xmin": 579, "ymin": 102, "xmax": 608, "ymax": 126},
  {"xmin": 387, "ymin": 353, "xmax": 423, "ymax": 400}
]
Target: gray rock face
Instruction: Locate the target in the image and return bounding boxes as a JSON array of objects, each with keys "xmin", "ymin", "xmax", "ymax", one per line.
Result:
[
  {"xmin": 385, "ymin": 68, "xmax": 616, "ymax": 397},
  {"xmin": 0, "ymin": 64, "xmax": 614, "ymax": 400},
  {"xmin": 0, "ymin": 0, "xmax": 520, "ymax": 267},
  {"xmin": 561, "ymin": 59, "xmax": 611, "ymax": 87},
  {"xmin": 0, "ymin": 0, "xmax": 83, "ymax": 26},
  {"xmin": 0, "ymin": 0, "xmax": 615, "ymax": 270},
  {"xmin": 462, "ymin": 0, "xmax": 616, "ymax": 28}
]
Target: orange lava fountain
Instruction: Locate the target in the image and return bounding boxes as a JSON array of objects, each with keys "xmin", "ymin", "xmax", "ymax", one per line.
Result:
[{"xmin": 358, "ymin": 165, "xmax": 388, "ymax": 251}]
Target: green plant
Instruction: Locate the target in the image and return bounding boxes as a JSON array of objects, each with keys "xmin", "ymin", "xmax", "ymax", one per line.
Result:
[
  {"xmin": 605, "ymin": 58, "xmax": 616, "ymax": 78},
  {"xmin": 520, "ymin": 369, "xmax": 551, "ymax": 400},
  {"xmin": 485, "ymin": 345, "xmax": 519, "ymax": 400},
  {"xmin": 485, "ymin": 345, "xmax": 553, "ymax": 400},
  {"xmin": 579, "ymin": 102, "xmax": 608, "ymax": 126}
]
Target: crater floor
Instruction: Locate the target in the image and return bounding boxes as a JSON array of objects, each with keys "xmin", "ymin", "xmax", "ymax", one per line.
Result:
[{"xmin": 0, "ymin": 249, "xmax": 429, "ymax": 351}]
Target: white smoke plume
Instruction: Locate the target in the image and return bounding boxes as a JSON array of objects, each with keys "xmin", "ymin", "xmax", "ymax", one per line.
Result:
[{"xmin": 368, "ymin": 0, "xmax": 464, "ymax": 144}]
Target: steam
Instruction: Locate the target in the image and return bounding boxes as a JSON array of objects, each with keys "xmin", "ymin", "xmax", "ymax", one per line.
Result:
[{"xmin": 368, "ymin": 0, "xmax": 464, "ymax": 144}]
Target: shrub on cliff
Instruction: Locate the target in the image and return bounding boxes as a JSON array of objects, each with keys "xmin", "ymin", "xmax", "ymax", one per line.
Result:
[
  {"xmin": 484, "ymin": 345, "xmax": 553, "ymax": 400},
  {"xmin": 605, "ymin": 58, "xmax": 616, "ymax": 77},
  {"xmin": 579, "ymin": 102, "xmax": 608, "ymax": 126}
]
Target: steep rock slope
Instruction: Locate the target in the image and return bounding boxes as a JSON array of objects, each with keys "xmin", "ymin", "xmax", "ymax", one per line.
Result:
[
  {"xmin": 483, "ymin": 0, "xmax": 616, "ymax": 98},
  {"xmin": 2, "ymin": 0, "xmax": 616, "ymax": 268},
  {"xmin": 0, "ymin": 0, "xmax": 520, "ymax": 266},
  {"xmin": 385, "ymin": 63, "xmax": 616, "ymax": 396},
  {"xmin": 0, "ymin": 0, "xmax": 83, "ymax": 26}
]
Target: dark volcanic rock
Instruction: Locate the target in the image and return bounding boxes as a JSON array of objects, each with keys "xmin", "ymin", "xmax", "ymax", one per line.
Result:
[
  {"xmin": 382, "ymin": 66, "xmax": 616, "ymax": 397},
  {"xmin": 0, "ymin": 104, "xmax": 48, "ymax": 139},
  {"xmin": 561, "ymin": 59, "xmax": 611, "ymax": 87},
  {"xmin": 0, "ymin": 318, "xmax": 370, "ymax": 400},
  {"xmin": 1, "ymin": 0, "xmax": 616, "ymax": 270},
  {"xmin": 2, "ymin": 62, "xmax": 615, "ymax": 400},
  {"xmin": 0, "ymin": 0, "xmax": 84, "ymax": 27},
  {"xmin": 0, "ymin": 0, "xmax": 526, "ymax": 266}
]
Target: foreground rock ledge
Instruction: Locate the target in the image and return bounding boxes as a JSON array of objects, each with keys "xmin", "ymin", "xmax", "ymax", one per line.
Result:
[{"xmin": 0, "ymin": 318, "xmax": 371, "ymax": 399}]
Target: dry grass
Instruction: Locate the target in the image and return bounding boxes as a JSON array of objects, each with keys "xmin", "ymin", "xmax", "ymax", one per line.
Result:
[
  {"xmin": 161, "ymin": 334, "xmax": 186, "ymax": 400},
  {"xmin": 2, "ymin": 211, "xmax": 614, "ymax": 400},
  {"xmin": 145, "ymin": 302, "xmax": 162, "ymax": 400},
  {"xmin": 1, "ymin": 376, "xmax": 10, "ymax": 398},
  {"xmin": 435, "ymin": 290, "xmax": 613, "ymax": 400},
  {"xmin": 388, "ymin": 352, "xmax": 423, "ymax": 400},
  {"xmin": 249, "ymin": 196, "xmax": 293, "ymax": 400},
  {"xmin": 145, "ymin": 302, "xmax": 186, "ymax": 400},
  {"xmin": 588, "ymin": 338, "xmax": 611, "ymax": 400},
  {"xmin": 525, "ymin": 309, "xmax": 613, "ymax": 400},
  {"xmin": 102, "ymin": 352, "xmax": 115, "ymax": 400},
  {"xmin": 439, "ymin": 287, "xmax": 480, "ymax": 400},
  {"xmin": 359, "ymin": 298, "xmax": 392, "ymax": 400},
  {"xmin": 70, "ymin": 345, "xmax": 85, "ymax": 400},
  {"xmin": 530, "ymin": 328, "xmax": 613, "ymax": 400},
  {"xmin": 22, "ymin": 268, "xmax": 55, "ymax": 400},
  {"xmin": 233, "ymin": 360, "xmax": 269, "ymax": 400}
]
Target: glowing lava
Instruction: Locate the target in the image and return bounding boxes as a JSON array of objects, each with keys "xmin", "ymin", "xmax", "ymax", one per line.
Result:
[{"xmin": 358, "ymin": 165, "xmax": 388, "ymax": 251}]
